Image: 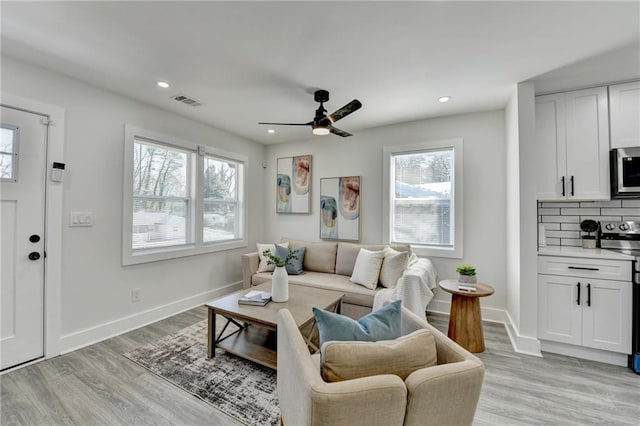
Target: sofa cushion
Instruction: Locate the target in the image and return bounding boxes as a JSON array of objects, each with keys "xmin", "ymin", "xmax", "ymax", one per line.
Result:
[
  {"xmin": 350, "ymin": 248, "xmax": 385, "ymax": 290},
  {"xmin": 379, "ymin": 247, "xmax": 410, "ymax": 288},
  {"xmin": 256, "ymin": 242, "xmax": 289, "ymax": 272},
  {"xmin": 335, "ymin": 243, "xmax": 386, "ymax": 276},
  {"xmin": 282, "ymin": 238, "xmax": 337, "ymax": 273},
  {"xmin": 252, "ymin": 272, "xmax": 377, "ymax": 307},
  {"xmin": 313, "ymin": 300, "xmax": 402, "ymax": 346},
  {"xmin": 275, "ymin": 244, "xmax": 306, "ymax": 275},
  {"xmin": 320, "ymin": 329, "xmax": 437, "ymax": 382}
]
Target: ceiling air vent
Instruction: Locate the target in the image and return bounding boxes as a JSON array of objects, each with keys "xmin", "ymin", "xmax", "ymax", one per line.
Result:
[{"xmin": 171, "ymin": 94, "xmax": 203, "ymax": 107}]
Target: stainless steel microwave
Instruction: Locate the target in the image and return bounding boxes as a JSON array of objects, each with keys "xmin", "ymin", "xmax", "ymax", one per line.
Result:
[{"xmin": 611, "ymin": 147, "xmax": 640, "ymax": 198}]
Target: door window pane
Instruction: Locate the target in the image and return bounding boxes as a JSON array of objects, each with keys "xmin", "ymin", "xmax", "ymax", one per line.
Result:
[
  {"xmin": 1, "ymin": 127, "xmax": 16, "ymax": 180},
  {"xmin": 0, "ymin": 154, "xmax": 13, "ymax": 179}
]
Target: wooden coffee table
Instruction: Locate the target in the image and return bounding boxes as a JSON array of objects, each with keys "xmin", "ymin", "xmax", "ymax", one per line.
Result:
[{"xmin": 205, "ymin": 282, "xmax": 343, "ymax": 369}]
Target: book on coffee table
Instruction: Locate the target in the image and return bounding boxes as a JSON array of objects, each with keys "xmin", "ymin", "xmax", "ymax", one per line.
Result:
[{"xmin": 238, "ymin": 290, "xmax": 272, "ymax": 306}]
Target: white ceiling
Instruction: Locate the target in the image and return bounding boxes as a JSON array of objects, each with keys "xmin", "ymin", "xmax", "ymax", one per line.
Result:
[{"xmin": 2, "ymin": 1, "xmax": 639, "ymax": 145}]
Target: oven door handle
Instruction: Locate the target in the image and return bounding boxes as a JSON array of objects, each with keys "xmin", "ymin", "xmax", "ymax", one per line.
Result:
[{"xmin": 568, "ymin": 266, "xmax": 600, "ymax": 271}]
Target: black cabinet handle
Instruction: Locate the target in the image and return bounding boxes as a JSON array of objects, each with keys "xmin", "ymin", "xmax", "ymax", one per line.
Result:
[
  {"xmin": 568, "ymin": 266, "xmax": 600, "ymax": 271},
  {"xmin": 28, "ymin": 252, "xmax": 40, "ymax": 261},
  {"xmin": 561, "ymin": 176, "xmax": 566, "ymax": 196},
  {"xmin": 570, "ymin": 176, "xmax": 575, "ymax": 196},
  {"xmin": 576, "ymin": 282, "xmax": 581, "ymax": 305},
  {"xmin": 586, "ymin": 283, "xmax": 591, "ymax": 307}
]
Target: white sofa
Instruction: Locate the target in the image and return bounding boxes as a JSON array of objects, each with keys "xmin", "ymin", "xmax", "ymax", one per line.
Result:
[{"xmin": 241, "ymin": 238, "xmax": 438, "ymax": 319}]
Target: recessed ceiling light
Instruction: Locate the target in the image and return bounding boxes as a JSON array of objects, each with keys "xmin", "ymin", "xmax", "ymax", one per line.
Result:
[
  {"xmin": 157, "ymin": 81, "xmax": 170, "ymax": 89},
  {"xmin": 267, "ymin": 129, "xmax": 275, "ymax": 134},
  {"xmin": 438, "ymin": 96, "xmax": 451, "ymax": 103}
]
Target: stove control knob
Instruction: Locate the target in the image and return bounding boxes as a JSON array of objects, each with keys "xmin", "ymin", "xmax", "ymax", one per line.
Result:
[
  {"xmin": 605, "ymin": 223, "xmax": 616, "ymax": 231},
  {"xmin": 619, "ymin": 223, "xmax": 630, "ymax": 231}
]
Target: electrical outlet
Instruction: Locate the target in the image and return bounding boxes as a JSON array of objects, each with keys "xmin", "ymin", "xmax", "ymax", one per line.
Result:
[{"xmin": 131, "ymin": 288, "xmax": 141, "ymax": 303}]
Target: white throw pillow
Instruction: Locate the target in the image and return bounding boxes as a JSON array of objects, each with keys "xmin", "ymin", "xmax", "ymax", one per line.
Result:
[
  {"xmin": 379, "ymin": 247, "xmax": 409, "ymax": 288},
  {"xmin": 350, "ymin": 248, "xmax": 385, "ymax": 290},
  {"xmin": 256, "ymin": 242, "xmax": 289, "ymax": 272}
]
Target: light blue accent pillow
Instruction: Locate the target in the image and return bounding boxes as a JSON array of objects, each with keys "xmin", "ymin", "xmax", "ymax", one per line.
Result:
[
  {"xmin": 313, "ymin": 300, "xmax": 402, "ymax": 346},
  {"xmin": 275, "ymin": 244, "xmax": 306, "ymax": 275}
]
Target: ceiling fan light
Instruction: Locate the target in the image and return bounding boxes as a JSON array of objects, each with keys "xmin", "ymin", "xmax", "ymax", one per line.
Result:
[{"xmin": 312, "ymin": 126, "xmax": 330, "ymax": 136}]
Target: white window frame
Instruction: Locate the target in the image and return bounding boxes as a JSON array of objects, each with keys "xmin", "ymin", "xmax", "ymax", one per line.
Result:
[
  {"xmin": 382, "ymin": 138, "xmax": 463, "ymax": 259},
  {"xmin": 122, "ymin": 125, "xmax": 247, "ymax": 265}
]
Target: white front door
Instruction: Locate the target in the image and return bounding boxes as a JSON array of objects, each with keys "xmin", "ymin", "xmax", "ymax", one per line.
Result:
[{"xmin": 1, "ymin": 105, "xmax": 47, "ymax": 370}]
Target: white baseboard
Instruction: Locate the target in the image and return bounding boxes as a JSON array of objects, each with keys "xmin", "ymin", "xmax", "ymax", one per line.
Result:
[
  {"xmin": 60, "ymin": 282, "xmax": 242, "ymax": 354},
  {"xmin": 503, "ymin": 310, "xmax": 542, "ymax": 357},
  {"xmin": 540, "ymin": 340, "xmax": 629, "ymax": 367},
  {"xmin": 427, "ymin": 299, "xmax": 542, "ymax": 357}
]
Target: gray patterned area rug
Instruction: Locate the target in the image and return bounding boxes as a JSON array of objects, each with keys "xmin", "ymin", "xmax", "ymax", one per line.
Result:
[{"xmin": 123, "ymin": 319, "xmax": 279, "ymax": 426}]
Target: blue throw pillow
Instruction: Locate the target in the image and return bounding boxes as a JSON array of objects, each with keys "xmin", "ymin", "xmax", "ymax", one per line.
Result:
[
  {"xmin": 275, "ymin": 244, "xmax": 306, "ymax": 275},
  {"xmin": 312, "ymin": 300, "xmax": 402, "ymax": 346}
]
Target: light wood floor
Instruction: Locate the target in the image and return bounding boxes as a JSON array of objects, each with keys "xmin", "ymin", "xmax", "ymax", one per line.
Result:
[{"xmin": 2, "ymin": 307, "xmax": 639, "ymax": 425}]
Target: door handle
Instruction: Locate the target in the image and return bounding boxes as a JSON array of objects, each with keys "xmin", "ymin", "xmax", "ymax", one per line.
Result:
[
  {"xmin": 568, "ymin": 266, "xmax": 600, "ymax": 271},
  {"xmin": 28, "ymin": 252, "xmax": 41, "ymax": 261},
  {"xmin": 561, "ymin": 176, "xmax": 566, "ymax": 197},
  {"xmin": 576, "ymin": 282, "xmax": 581, "ymax": 305},
  {"xmin": 570, "ymin": 175, "xmax": 575, "ymax": 196},
  {"xmin": 586, "ymin": 283, "xmax": 591, "ymax": 307},
  {"xmin": 29, "ymin": 234, "xmax": 41, "ymax": 243}
]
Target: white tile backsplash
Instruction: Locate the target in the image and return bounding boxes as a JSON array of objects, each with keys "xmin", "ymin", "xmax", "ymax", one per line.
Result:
[{"xmin": 538, "ymin": 200, "xmax": 640, "ymax": 248}]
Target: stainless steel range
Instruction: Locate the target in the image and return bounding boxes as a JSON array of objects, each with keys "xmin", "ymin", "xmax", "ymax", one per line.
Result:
[{"xmin": 600, "ymin": 220, "xmax": 640, "ymax": 374}]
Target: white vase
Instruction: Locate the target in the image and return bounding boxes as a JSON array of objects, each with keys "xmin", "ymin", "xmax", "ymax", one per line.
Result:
[{"xmin": 272, "ymin": 266, "xmax": 289, "ymax": 302}]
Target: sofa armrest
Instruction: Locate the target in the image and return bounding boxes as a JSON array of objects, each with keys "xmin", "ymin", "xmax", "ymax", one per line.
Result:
[
  {"xmin": 403, "ymin": 358, "xmax": 484, "ymax": 426},
  {"xmin": 277, "ymin": 310, "xmax": 407, "ymax": 426},
  {"xmin": 241, "ymin": 252, "xmax": 259, "ymax": 289}
]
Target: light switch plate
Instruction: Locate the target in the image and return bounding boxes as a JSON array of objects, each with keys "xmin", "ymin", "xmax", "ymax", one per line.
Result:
[{"xmin": 70, "ymin": 212, "xmax": 93, "ymax": 227}]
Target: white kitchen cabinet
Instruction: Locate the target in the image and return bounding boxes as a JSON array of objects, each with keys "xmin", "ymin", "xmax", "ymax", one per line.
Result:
[
  {"xmin": 538, "ymin": 256, "xmax": 632, "ymax": 354},
  {"xmin": 535, "ymin": 87, "xmax": 610, "ymax": 201},
  {"xmin": 609, "ymin": 81, "xmax": 640, "ymax": 148}
]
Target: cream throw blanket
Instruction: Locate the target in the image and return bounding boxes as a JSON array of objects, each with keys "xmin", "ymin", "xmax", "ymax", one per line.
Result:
[{"xmin": 373, "ymin": 254, "xmax": 438, "ymax": 317}]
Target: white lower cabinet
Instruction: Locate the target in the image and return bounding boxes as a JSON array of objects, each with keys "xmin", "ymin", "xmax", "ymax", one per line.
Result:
[{"xmin": 538, "ymin": 257, "xmax": 632, "ymax": 354}]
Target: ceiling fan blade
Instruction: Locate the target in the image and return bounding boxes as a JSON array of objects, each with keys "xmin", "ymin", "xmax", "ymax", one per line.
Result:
[
  {"xmin": 328, "ymin": 99, "xmax": 362, "ymax": 123},
  {"xmin": 258, "ymin": 121, "xmax": 312, "ymax": 126},
  {"xmin": 328, "ymin": 125, "xmax": 353, "ymax": 137}
]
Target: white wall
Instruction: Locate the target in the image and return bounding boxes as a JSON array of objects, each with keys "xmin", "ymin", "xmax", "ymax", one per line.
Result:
[
  {"xmin": 505, "ymin": 88, "xmax": 521, "ymax": 330},
  {"xmin": 264, "ymin": 110, "xmax": 508, "ymax": 312},
  {"xmin": 1, "ymin": 56, "xmax": 266, "ymax": 352}
]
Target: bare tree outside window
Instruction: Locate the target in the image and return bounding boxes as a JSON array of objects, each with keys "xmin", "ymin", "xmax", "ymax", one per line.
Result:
[
  {"xmin": 203, "ymin": 157, "xmax": 239, "ymax": 242},
  {"xmin": 132, "ymin": 140, "xmax": 189, "ymax": 249}
]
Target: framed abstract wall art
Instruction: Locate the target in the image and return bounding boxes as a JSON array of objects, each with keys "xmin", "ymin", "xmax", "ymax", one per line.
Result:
[
  {"xmin": 320, "ymin": 176, "xmax": 360, "ymax": 241},
  {"xmin": 276, "ymin": 155, "xmax": 311, "ymax": 213}
]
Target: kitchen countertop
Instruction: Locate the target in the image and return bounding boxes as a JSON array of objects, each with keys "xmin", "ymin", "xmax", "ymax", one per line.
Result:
[{"xmin": 538, "ymin": 246, "xmax": 635, "ymax": 261}]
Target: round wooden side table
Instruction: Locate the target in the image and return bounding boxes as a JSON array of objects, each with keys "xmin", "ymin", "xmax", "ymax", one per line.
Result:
[{"xmin": 438, "ymin": 279, "xmax": 495, "ymax": 353}]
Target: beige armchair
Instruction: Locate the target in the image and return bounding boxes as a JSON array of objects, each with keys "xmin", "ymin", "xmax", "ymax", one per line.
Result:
[{"xmin": 277, "ymin": 307, "xmax": 484, "ymax": 426}]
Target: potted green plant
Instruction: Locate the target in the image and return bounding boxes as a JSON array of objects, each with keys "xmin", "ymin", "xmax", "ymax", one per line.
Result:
[
  {"xmin": 262, "ymin": 249, "xmax": 298, "ymax": 302},
  {"xmin": 456, "ymin": 264, "xmax": 477, "ymax": 284},
  {"xmin": 580, "ymin": 219, "xmax": 599, "ymax": 249},
  {"xmin": 262, "ymin": 248, "xmax": 298, "ymax": 268}
]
